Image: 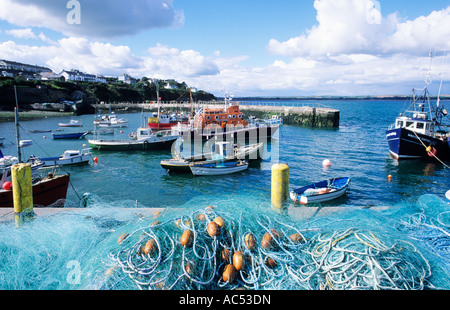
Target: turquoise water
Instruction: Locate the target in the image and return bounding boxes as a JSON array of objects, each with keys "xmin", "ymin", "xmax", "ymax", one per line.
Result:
[{"xmin": 1, "ymin": 99, "xmax": 450, "ymax": 290}]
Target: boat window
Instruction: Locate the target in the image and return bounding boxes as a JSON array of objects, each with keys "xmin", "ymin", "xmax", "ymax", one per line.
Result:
[
  {"xmin": 396, "ymin": 120, "xmax": 404, "ymax": 128},
  {"xmin": 416, "ymin": 122, "xmax": 424, "ymax": 129},
  {"xmin": 215, "ymin": 115, "xmax": 219, "ymax": 120},
  {"xmin": 238, "ymin": 115, "xmax": 242, "ymax": 118},
  {"xmin": 232, "ymin": 115, "xmax": 236, "ymax": 118},
  {"xmin": 206, "ymin": 116, "xmax": 210, "ymax": 120},
  {"xmin": 140, "ymin": 131, "xmax": 148, "ymax": 136},
  {"xmin": 406, "ymin": 121, "xmax": 414, "ymax": 128}
]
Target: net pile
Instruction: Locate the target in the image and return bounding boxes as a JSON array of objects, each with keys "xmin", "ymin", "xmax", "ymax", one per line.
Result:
[{"xmin": 97, "ymin": 204, "xmax": 434, "ymax": 290}]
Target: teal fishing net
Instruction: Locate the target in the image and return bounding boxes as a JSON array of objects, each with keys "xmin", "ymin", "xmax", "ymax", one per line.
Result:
[{"xmin": 0, "ymin": 193, "xmax": 449, "ymax": 290}]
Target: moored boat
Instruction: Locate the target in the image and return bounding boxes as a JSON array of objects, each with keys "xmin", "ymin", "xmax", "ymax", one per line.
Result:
[
  {"xmin": 290, "ymin": 177, "xmax": 351, "ymax": 205},
  {"xmin": 189, "ymin": 160, "xmax": 249, "ymax": 176},
  {"xmin": 52, "ymin": 131, "xmax": 88, "ymax": 139},
  {"xmin": 161, "ymin": 141, "xmax": 264, "ymax": 173},
  {"xmin": 94, "ymin": 113, "xmax": 128, "ymax": 128},
  {"xmin": 58, "ymin": 119, "xmax": 83, "ymax": 127},
  {"xmin": 88, "ymin": 127, "xmax": 178, "ymax": 151},
  {"xmin": 386, "ymin": 55, "xmax": 450, "ymax": 160},
  {"xmin": 29, "ymin": 148, "xmax": 92, "ymax": 167}
]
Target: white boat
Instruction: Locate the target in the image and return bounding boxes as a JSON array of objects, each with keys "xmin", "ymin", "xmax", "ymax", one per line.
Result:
[
  {"xmin": 58, "ymin": 119, "xmax": 83, "ymax": 127},
  {"xmin": 88, "ymin": 127, "xmax": 178, "ymax": 151},
  {"xmin": 161, "ymin": 141, "xmax": 264, "ymax": 173},
  {"xmin": 290, "ymin": 177, "xmax": 351, "ymax": 205},
  {"xmin": 30, "ymin": 149, "xmax": 92, "ymax": 167},
  {"xmin": 94, "ymin": 113, "xmax": 128, "ymax": 128},
  {"xmin": 19, "ymin": 140, "xmax": 33, "ymax": 147},
  {"xmin": 189, "ymin": 160, "xmax": 249, "ymax": 176}
]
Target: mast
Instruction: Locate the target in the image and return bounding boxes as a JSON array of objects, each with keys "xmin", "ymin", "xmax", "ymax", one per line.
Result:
[{"xmin": 14, "ymin": 86, "xmax": 22, "ymax": 163}]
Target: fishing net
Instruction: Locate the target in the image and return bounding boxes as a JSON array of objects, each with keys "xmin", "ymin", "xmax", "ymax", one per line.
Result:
[{"xmin": 0, "ymin": 193, "xmax": 449, "ymax": 290}]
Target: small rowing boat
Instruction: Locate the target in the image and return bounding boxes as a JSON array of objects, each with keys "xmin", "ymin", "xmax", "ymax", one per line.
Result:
[
  {"xmin": 52, "ymin": 131, "xmax": 88, "ymax": 139},
  {"xmin": 58, "ymin": 119, "xmax": 83, "ymax": 127},
  {"xmin": 189, "ymin": 160, "xmax": 248, "ymax": 176},
  {"xmin": 290, "ymin": 177, "xmax": 351, "ymax": 205}
]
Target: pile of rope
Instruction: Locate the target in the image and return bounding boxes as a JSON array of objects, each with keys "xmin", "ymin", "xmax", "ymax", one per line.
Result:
[{"xmin": 98, "ymin": 205, "xmax": 434, "ymax": 290}]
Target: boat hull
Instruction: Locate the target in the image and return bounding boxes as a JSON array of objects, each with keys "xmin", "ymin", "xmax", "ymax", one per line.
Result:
[
  {"xmin": 40, "ymin": 155, "xmax": 91, "ymax": 167},
  {"xmin": 52, "ymin": 132, "xmax": 87, "ymax": 139},
  {"xmin": 190, "ymin": 162, "xmax": 248, "ymax": 176},
  {"xmin": 0, "ymin": 174, "xmax": 70, "ymax": 208},
  {"xmin": 386, "ymin": 127, "xmax": 450, "ymax": 160},
  {"xmin": 290, "ymin": 177, "xmax": 350, "ymax": 205},
  {"xmin": 177, "ymin": 125, "xmax": 279, "ymax": 143},
  {"xmin": 88, "ymin": 137, "xmax": 177, "ymax": 151}
]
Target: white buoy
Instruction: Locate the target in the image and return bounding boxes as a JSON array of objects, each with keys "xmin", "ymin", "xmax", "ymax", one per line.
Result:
[
  {"xmin": 446, "ymin": 190, "xmax": 450, "ymax": 203},
  {"xmin": 322, "ymin": 159, "xmax": 331, "ymax": 167}
]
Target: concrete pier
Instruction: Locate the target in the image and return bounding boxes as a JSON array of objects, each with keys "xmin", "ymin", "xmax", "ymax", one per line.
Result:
[{"xmin": 92, "ymin": 101, "xmax": 340, "ymax": 128}]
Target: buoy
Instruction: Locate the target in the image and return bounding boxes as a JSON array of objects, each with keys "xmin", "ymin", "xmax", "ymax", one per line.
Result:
[
  {"xmin": 426, "ymin": 146, "xmax": 437, "ymax": 157},
  {"xmin": 388, "ymin": 175, "xmax": 392, "ymax": 182},
  {"xmin": 42, "ymin": 136, "xmax": 46, "ymax": 139},
  {"xmin": 322, "ymin": 159, "xmax": 332, "ymax": 167},
  {"xmin": 2, "ymin": 181, "xmax": 12, "ymax": 191},
  {"xmin": 271, "ymin": 163, "xmax": 289, "ymax": 209},
  {"xmin": 93, "ymin": 157, "xmax": 98, "ymax": 163},
  {"xmin": 445, "ymin": 190, "xmax": 450, "ymax": 203}
]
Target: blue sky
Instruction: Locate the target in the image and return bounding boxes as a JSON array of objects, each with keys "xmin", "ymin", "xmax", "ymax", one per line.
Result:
[{"xmin": 1, "ymin": 0, "xmax": 450, "ymax": 97}]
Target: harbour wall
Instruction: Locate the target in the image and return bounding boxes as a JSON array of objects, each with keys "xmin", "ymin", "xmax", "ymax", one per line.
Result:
[{"xmin": 93, "ymin": 102, "xmax": 340, "ymax": 128}]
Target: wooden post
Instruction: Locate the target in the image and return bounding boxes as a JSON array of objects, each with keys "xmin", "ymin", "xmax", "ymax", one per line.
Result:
[
  {"xmin": 11, "ymin": 163, "xmax": 34, "ymax": 225},
  {"xmin": 271, "ymin": 163, "xmax": 289, "ymax": 209}
]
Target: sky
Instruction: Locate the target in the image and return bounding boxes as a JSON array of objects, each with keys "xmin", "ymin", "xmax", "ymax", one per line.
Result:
[{"xmin": 0, "ymin": 0, "xmax": 450, "ymax": 97}]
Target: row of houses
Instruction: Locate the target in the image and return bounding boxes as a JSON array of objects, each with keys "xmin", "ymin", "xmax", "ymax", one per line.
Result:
[{"xmin": 0, "ymin": 59, "xmax": 196, "ymax": 91}]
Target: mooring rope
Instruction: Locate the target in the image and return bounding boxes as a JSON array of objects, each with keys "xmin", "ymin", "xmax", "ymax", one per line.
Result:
[{"xmin": 412, "ymin": 131, "xmax": 450, "ymax": 168}]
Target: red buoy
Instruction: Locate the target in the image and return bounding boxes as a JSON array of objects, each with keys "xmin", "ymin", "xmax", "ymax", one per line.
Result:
[
  {"xmin": 93, "ymin": 157, "xmax": 98, "ymax": 163},
  {"xmin": 2, "ymin": 181, "xmax": 12, "ymax": 191}
]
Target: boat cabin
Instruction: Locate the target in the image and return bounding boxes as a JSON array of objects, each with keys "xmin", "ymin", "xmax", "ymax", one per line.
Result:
[
  {"xmin": 394, "ymin": 114, "xmax": 433, "ymax": 136},
  {"xmin": 194, "ymin": 105, "xmax": 248, "ymax": 129}
]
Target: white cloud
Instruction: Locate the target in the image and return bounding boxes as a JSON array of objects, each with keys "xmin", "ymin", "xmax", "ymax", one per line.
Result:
[
  {"xmin": 267, "ymin": 0, "xmax": 450, "ymax": 58},
  {"xmin": 0, "ymin": 0, "xmax": 184, "ymax": 39},
  {"xmin": 5, "ymin": 28, "xmax": 37, "ymax": 39}
]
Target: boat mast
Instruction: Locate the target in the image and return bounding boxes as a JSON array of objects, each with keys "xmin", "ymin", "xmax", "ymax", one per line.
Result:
[{"xmin": 14, "ymin": 86, "xmax": 22, "ymax": 163}]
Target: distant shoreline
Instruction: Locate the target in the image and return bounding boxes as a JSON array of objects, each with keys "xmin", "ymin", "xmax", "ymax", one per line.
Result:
[
  {"xmin": 0, "ymin": 110, "xmax": 73, "ymax": 123},
  {"xmin": 234, "ymin": 95, "xmax": 450, "ymax": 101}
]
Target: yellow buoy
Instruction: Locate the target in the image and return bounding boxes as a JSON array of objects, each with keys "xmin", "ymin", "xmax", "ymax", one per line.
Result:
[{"xmin": 271, "ymin": 163, "xmax": 289, "ymax": 209}]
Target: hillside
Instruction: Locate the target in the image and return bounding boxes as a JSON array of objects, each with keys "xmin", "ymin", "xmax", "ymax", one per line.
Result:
[{"xmin": 0, "ymin": 77, "xmax": 216, "ymax": 111}]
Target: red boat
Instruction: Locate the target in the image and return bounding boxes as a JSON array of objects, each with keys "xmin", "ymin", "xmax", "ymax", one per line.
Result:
[
  {"xmin": 148, "ymin": 113, "xmax": 188, "ymax": 130},
  {"xmin": 0, "ymin": 172, "xmax": 70, "ymax": 208}
]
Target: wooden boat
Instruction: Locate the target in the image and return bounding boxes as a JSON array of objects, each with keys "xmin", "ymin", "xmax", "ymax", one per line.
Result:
[
  {"xmin": 29, "ymin": 148, "xmax": 92, "ymax": 167},
  {"xmin": 161, "ymin": 142, "xmax": 264, "ymax": 173},
  {"xmin": 0, "ymin": 167, "xmax": 70, "ymax": 208},
  {"xmin": 88, "ymin": 127, "xmax": 178, "ymax": 151},
  {"xmin": 52, "ymin": 131, "xmax": 88, "ymax": 139},
  {"xmin": 290, "ymin": 177, "xmax": 351, "ymax": 205},
  {"xmin": 0, "ymin": 87, "xmax": 71, "ymax": 208},
  {"xmin": 190, "ymin": 160, "xmax": 248, "ymax": 176},
  {"xmin": 58, "ymin": 119, "xmax": 83, "ymax": 127}
]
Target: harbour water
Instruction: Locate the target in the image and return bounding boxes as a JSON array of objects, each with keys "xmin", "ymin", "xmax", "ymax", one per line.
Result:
[{"xmin": 0, "ymin": 99, "xmax": 449, "ymax": 290}]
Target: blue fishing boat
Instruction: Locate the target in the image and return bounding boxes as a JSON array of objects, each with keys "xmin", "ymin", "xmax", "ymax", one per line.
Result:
[
  {"xmin": 386, "ymin": 55, "xmax": 450, "ymax": 160},
  {"xmin": 52, "ymin": 131, "xmax": 88, "ymax": 139},
  {"xmin": 189, "ymin": 160, "xmax": 248, "ymax": 176},
  {"xmin": 290, "ymin": 177, "xmax": 351, "ymax": 205}
]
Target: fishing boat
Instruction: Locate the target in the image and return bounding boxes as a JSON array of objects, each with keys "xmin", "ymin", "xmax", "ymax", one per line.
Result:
[
  {"xmin": 386, "ymin": 56, "xmax": 450, "ymax": 160},
  {"xmin": 290, "ymin": 177, "xmax": 351, "ymax": 205},
  {"xmin": 88, "ymin": 127, "xmax": 178, "ymax": 151},
  {"xmin": 189, "ymin": 160, "xmax": 249, "ymax": 176},
  {"xmin": 172, "ymin": 94, "xmax": 280, "ymax": 142},
  {"xmin": 52, "ymin": 131, "xmax": 88, "ymax": 140},
  {"xmin": 94, "ymin": 113, "xmax": 128, "ymax": 128},
  {"xmin": 0, "ymin": 167, "xmax": 70, "ymax": 208},
  {"xmin": 148, "ymin": 112, "xmax": 188, "ymax": 130},
  {"xmin": 29, "ymin": 148, "xmax": 92, "ymax": 167},
  {"xmin": 0, "ymin": 86, "xmax": 71, "ymax": 208},
  {"xmin": 58, "ymin": 119, "xmax": 83, "ymax": 127},
  {"xmin": 161, "ymin": 141, "xmax": 264, "ymax": 173}
]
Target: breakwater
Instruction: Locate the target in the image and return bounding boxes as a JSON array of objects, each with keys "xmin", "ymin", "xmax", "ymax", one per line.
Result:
[{"xmin": 92, "ymin": 101, "xmax": 340, "ymax": 128}]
